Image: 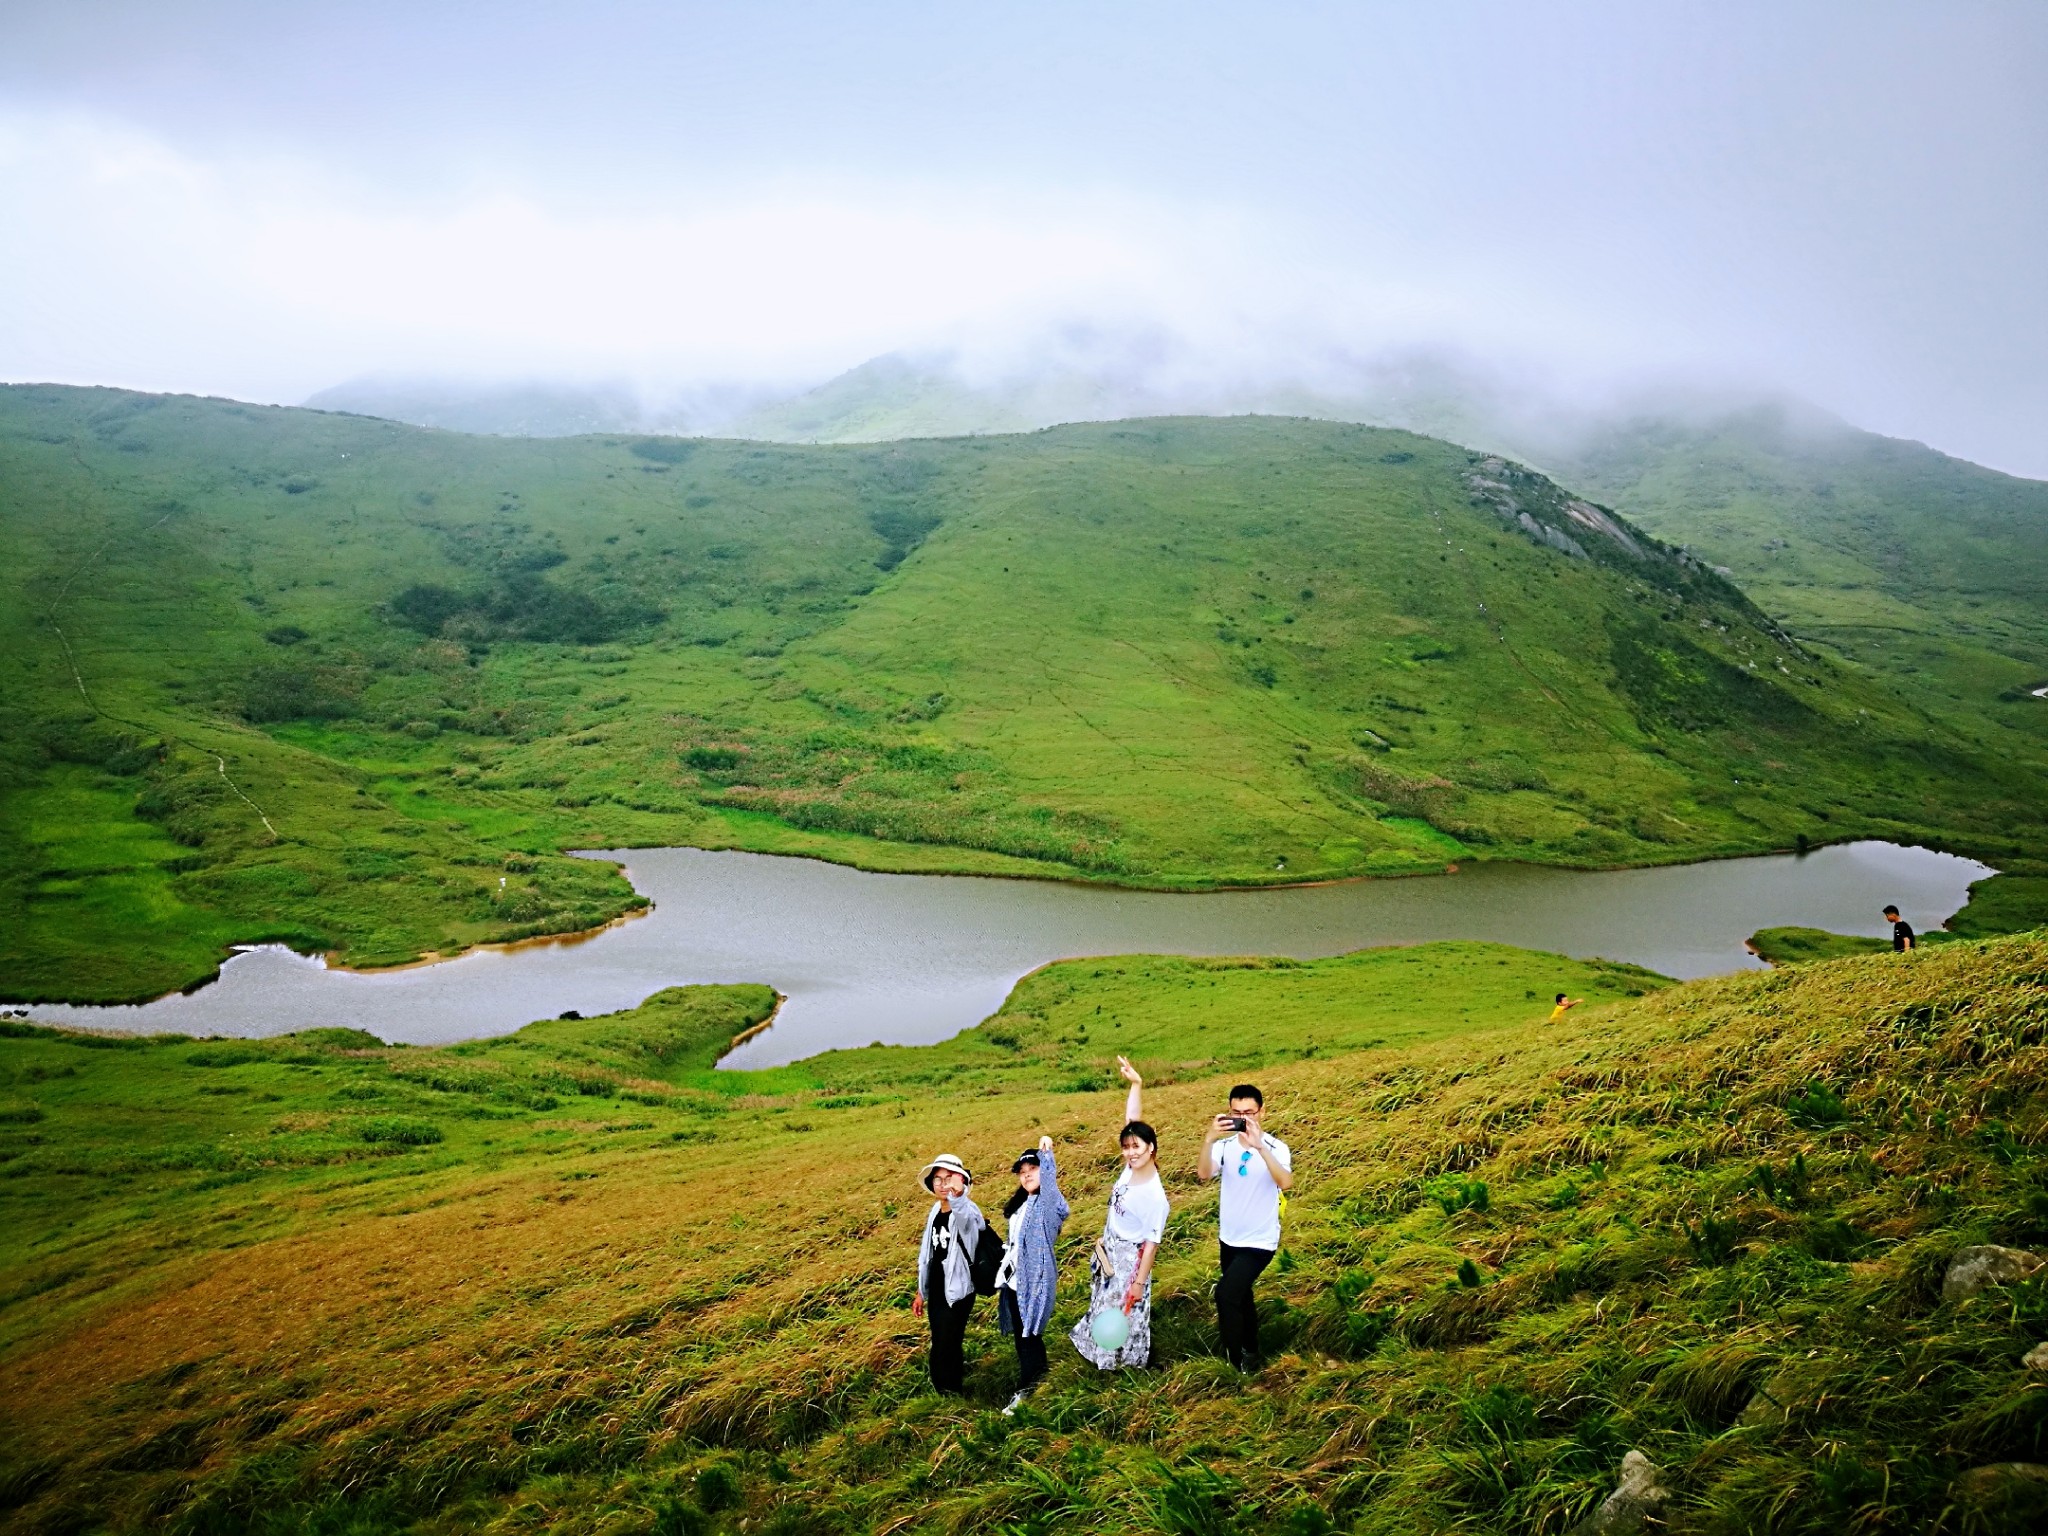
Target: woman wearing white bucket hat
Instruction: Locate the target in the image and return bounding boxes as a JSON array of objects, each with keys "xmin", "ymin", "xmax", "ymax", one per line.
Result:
[{"xmin": 912, "ymin": 1152, "xmax": 987, "ymax": 1395}]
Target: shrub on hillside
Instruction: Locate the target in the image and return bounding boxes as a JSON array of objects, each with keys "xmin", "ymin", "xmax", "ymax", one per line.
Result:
[
  {"xmin": 240, "ymin": 661, "xmax": 363, "ymax": 723},
  {"xmin": 36, "ymin": 716, "xmax": 159, "ymax": 774},
  {"xmin": 184, "ymin": 1046, "xmax": 266, "ymax": 1068},
  {"xmin": 387, "ymin": 573, "xmax": 659, "ymax": 646},
  {"xmin": 357, "ymin": 1116, "xmax": 443, "ymax": 1146},
  {"xmin": 630, "ymin": 438, "xmax": 695, "ymax": 464}
]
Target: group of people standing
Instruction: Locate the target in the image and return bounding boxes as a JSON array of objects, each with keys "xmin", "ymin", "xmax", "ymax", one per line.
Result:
[{"xmin": 913, "ymin": 1057, "xmax": 1295, "ymax": 1411}]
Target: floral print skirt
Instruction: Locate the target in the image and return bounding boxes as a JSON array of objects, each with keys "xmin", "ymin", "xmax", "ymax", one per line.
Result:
[{"xmin": 1069, "ymin": 1230, "xmax": 1153, "ymax": 1369}]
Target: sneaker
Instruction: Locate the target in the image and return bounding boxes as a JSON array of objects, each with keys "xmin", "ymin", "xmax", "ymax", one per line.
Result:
[{"xmin": 1002, "ymin": 1390, "xmax": 1028, "ymax": 1417}]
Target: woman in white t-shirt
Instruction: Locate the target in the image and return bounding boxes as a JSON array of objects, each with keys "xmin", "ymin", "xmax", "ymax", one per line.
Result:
[{"xmin": 1071, "ymin": 1056, "xmax": 1168, "ymax": 1369}]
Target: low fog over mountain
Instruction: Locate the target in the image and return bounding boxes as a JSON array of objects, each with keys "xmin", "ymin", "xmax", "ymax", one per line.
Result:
[
  {"xmin": 305, "ymin": 377, "xmax": 785, "ymax": 440},
  {"xmin": 303, "ymin": 341, "xmax": 1860, "ymax": 475},
  {"xmin": 7, "ymin": 6, "xmax": 2047, "ymax": 475}
]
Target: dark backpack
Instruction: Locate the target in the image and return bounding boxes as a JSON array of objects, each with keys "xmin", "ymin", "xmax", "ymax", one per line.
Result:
[{"xmin": 969, "ymin": 1224, "xmax": 1005, "ymax": 1296}]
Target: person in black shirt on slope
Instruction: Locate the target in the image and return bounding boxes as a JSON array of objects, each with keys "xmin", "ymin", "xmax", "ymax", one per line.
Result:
[{"xmin": 1884, "ymin": 905, "xmax": 1916, "ymax": 952}]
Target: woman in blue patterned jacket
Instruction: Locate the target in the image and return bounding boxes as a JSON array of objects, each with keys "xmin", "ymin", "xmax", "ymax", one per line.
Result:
[{"xmin": 995, "ymin": 1134, "xmax": 1070, "ymax": 1414}]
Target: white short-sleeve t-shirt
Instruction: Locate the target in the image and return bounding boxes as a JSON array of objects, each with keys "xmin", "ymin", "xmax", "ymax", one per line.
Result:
[
  {"xmin": 1212, "ymin": 1134, "xmax": 1292, "ymax": 1251},
  {"xmin": 1106, "ymin": 1168, "xmax": 1169, "ymax": 1245}
]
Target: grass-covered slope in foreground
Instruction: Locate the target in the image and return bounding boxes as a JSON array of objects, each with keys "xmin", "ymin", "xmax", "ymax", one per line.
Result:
[
  {"xmin": 5, "ymin": 385, "xmax": 2045, "ymax": 1003},
  {"xmin": 4, "ymin": 936, "xmax": 2048, "ymax": 1532}
]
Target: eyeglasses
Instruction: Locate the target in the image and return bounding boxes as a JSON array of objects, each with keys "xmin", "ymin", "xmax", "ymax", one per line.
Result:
[{"xmin": 1238, "ymin": 1149, "xmax": 1254, "ymax": 1176}]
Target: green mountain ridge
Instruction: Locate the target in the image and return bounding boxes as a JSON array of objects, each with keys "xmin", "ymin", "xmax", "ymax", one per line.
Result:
[
  {"xmin": 1541, "ymin": 404, "xmax": 2048, "ymax": 735},
  {"xmin": 734, "ymin": 358, "xmax": 2048, "ymax": 610},
  {"xmin": 313, "ymin": 357, "xmax": 2048, "ymax": 718},
  {"xmin": 2, "ymin": 385, "xmax": 2043, "ymax": 1003},
  {"xmin": 724, "ymin": 356, "xmax": 2048, "ymax": 792}
]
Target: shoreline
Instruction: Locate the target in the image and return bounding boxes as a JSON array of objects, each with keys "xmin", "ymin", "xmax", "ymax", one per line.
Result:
[
  {"xmin": 8, "ymin": 833, "xmax": 1997, "ymax": 1020},
  {"xmin": 599, "ymin": 823, "xmax": 1968, "ymax": 899},
  {"xmin": 3, "ymin": 900, "xmax": 656, "ymax": 1013},
  {"xmin": 319, "ymin": 900, "xmax": 654, "ymax": 976},
  {"xmin": 717, "ymin": 991, "xmax": 789, "ymax": 1061}
]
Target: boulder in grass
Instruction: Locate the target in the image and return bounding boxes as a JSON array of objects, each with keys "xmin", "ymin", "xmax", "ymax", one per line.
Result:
[
  {"xmin": 1577, "ymin": 1451, "xmax": 1671, "ymax": 1535},
  {"xmin": 2024, "ymin": 1341, "xmax": 2048, "ymax": 1372},
  {"xmin": 1942, "ymin": 1245, "xmax": 2045, "ymax": 1303},
  {"xmin": 1950, "ymin": 1463, "xmax": 2048, "ymax": 1531}
]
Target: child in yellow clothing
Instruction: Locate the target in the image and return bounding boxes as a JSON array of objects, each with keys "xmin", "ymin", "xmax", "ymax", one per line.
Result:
[{"xmin": 1548, "ymin": 993, "xmax": 1581, "ymax": 1023}]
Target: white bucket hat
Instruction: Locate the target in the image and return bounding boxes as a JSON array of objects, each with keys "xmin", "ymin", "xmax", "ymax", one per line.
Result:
[{"xmin": 920, "ymin": 1153, "xmax": 973, "ymax": 1191}]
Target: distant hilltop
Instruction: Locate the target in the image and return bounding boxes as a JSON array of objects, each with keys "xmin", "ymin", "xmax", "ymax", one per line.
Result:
[{"xmin": 304, "ymin": 353, "xmax": 2048, "ymax": 713}]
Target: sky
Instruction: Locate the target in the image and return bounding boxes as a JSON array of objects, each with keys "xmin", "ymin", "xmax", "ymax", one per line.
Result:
[{"xmin": 1, "ymin": 2, "xmax": 2045, "ymax": 474}]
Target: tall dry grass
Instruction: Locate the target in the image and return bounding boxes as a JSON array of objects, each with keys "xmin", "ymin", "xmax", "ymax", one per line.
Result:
[{"xmin": 2, "ymin": 936, "xmax": 2045, "ymax": 1533}]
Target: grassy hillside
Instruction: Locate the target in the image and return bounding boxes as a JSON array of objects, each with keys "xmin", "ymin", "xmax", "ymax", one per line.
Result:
[
  {"xmin": 5, "ymin": 385, "xmax": 2042, "ymax": 1003},
  {"xmin": 1547, "ymin": 404, "xmax": 2048, "ymax": 755},
  {"xmin": 728, "ymin": 355, "xmax": 1142, "ymax": 444},
  {"xmin": 2, "ymin": 934, "xmax": 2045, "ymax": 1533},
  {"xmin": 732, "ymin": 360, "xmax": 2048, "ymax": 767}
]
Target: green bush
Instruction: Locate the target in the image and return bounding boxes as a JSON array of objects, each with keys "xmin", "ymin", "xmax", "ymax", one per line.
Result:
[
  {"xmin": 388, "ymin": 574, "xmax": 658, "ymax": 646},
  {"xmin": 1435, "ymin": 1176, "xmax": 1491, "ymax": 1215},
  {"xmin": 694, "ymin": 1462, "xmax": 740, "ymax": 1513},
  {"xmin": 241, "ymin": 661, "xmax": 362, "ymax": 722},
  {"xmin": 1785, "ymin": 1080, "xmax": 1849, "ymax": 1129},
  {"xmin": 1683, "ymin": 1212, "xmax": 1742, "ymax": 1266},
  {"xmin": 630, "ymin": 438, "xmax": 695, "ymax": 464},
  {"xmin": 357, "ymin": 1116, "xmax": 444, "ymax": 1146},
  {"xmin": 185, "ymin": 1047, "xmax": 266, "ymax": 1068}
]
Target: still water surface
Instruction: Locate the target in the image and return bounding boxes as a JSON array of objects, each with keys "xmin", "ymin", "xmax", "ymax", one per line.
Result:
[{"xmin": 25, "ymin": 841, "xmax": 1990, "ymax": 1067}]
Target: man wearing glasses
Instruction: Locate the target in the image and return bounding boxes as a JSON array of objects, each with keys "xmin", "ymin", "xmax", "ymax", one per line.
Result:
[{"xmin": 1197, "ymin": 1083, "xmax": 1296, "ymax": 1373}]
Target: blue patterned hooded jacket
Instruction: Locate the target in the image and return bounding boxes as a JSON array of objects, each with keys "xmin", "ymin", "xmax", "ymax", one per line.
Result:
[{"xmin": 998, "ymin": 1147, "xmax": 1070, "ymax": 1336}]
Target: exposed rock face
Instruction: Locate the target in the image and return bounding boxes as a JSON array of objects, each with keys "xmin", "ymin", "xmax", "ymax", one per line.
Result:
[
  {"xmin": 1578, "ymin": 1450, "xmax": 1672, "ymax": 1535},
  {"xmin": 1950, "ymin": 1463, "xmax": 2048, "ymax": 1528},
  {"xmin": 1942, "ymin": 1245, "xmax": 2045, "ymax": 1303},
  {"xmin": 1462, "ymin": 458, "xmax": 1672, "ymax": 574}
]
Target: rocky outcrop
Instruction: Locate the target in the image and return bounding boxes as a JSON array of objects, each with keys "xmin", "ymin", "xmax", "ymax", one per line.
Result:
[
  {"xmin": 1950, "ymin": 1463, "xmax": 2048, "ymax": 1527},
  {"xmin": 1577, "ymin": 1451, "xmax": 1672, "ymax": 1534},
  {"xmin": 1941, "ymin": 1245, "xmax": 2045, "ymax": 1303}
]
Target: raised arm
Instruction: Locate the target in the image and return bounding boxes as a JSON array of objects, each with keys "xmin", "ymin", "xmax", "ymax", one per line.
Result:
[
  {"xmin": 1038, "ymin": 1135, "xmax": 1069, "ymax": 1221},
  {"xmin": 1199, "ymin": 1112, "xmax": 1230, "ymax": 1181},
  {"xmin": 1118, "ymin": 1056, "xmax": 1142, "ymax": 1123},
  {"xmin": 952, "ymin": 1191, "xmax": 986, "ymax": 1248}
]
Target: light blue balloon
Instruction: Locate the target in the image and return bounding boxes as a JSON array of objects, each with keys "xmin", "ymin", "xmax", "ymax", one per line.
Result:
[{"xmin": 1089, "ymin": 1306, "xmax": 1131, "ymax": 1350}]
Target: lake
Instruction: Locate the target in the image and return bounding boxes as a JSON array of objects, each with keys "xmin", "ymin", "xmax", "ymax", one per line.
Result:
[{"xmin": 23, "ymin": 840, "xmax": 1990, "ymax": 1067}]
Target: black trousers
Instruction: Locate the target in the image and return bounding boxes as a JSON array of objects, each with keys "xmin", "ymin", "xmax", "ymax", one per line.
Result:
[
  {"xmin": 999, "ymin": 1288, "xmax": 1049, "ymax": 1389},
  {"xmin": 1216, "ymin": 1242, "xmax": 1275, "ymax": 1367},
  {"xmin": 926, "ymin": 1289, "xmax": 975, "ymax": 1395}
]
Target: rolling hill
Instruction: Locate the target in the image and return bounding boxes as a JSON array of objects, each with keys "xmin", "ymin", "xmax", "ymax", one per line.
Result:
[
  {"xmin": 715, "ymin": 355, "xmax": 2048, "ymax": 746},
  {"xmin": 2, "ymin": 385, "xmax": 2043, "ymax": 1003},
  {"xmin": 1543, "ymin": 402, "xmax": 2048, "ymax": 728}
]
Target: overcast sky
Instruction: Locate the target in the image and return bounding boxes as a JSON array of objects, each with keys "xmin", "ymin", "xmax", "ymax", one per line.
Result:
[{"xmin": 2, "ymin": 2, "xmax": 2044, "ymax": 473}]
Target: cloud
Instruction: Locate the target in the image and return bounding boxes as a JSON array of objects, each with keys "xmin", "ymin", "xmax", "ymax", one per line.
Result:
[
  {"xmin": 0, "ymin": 110, "xmax": 1249, "ymax": 395},
  {"xmin": 0, "ymin": 108, "xmax": 1752, "ymax": 401},
  {"xmin": 2, "ymin": 28, "xmax": 2045, "ymax": 484}
]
